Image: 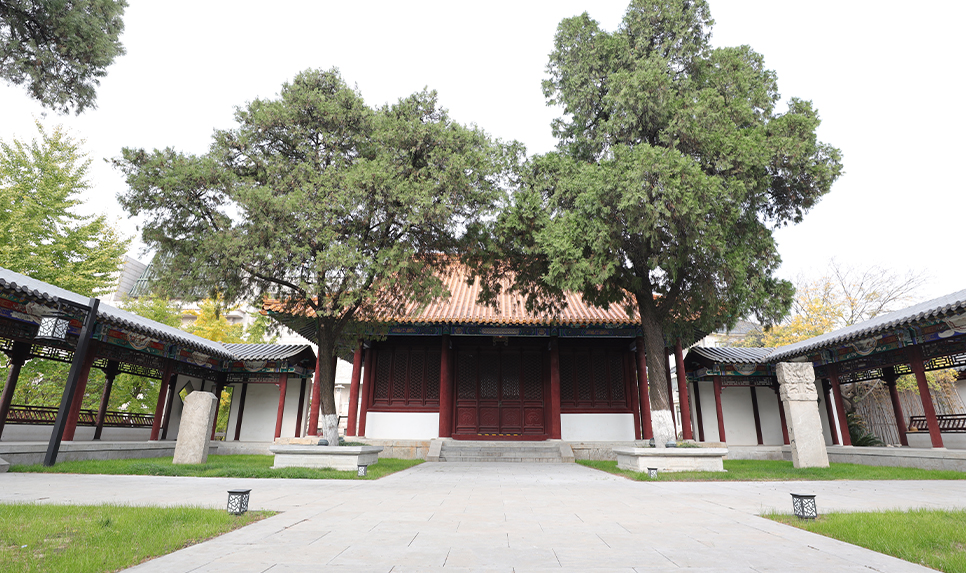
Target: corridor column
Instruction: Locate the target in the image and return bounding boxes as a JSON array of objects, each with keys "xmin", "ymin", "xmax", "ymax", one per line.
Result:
[
  {"xmin": 828, "ymin": 364, "xmax": 852, "ymax": 446},
  {"xmin": 908, "ymin": 346, "xmax": 944, "ymax": 448},
  {"xmin": 358, "ymin": 346, "xmax": 375, "ymax": 437},
  {"xmin": 634, "ymin": 336, "xmax": 653, "ymax": 440},
  {"xmin": 346, "ymin": 342, "xmax": 363, "ymax": 437},
  {"xmin": 882, "ymin": 366, "xmax": 908, "ymax": 446},
  {"xmin": 308, "ymin": 352, "xmax": 322, "ymax": 436},
  {"xmin": 674, "ymin": 340, "xmax": 693, "ymax": 440},
  {"xmin": 274, "ymin": 373, "xmax": 289, "ymax": 439},
  {"xmin": 712, "ymin": 375, "xmax": 726, "ymax": 443},
  {"xmin": 93, "ymin": 360, "xmax": 120, "ymax": 440},
  {"xmin": 62, "ymin": 343, "xmax": 98, "ymax": 441},
  {"xmin": 820, "ymin": 379, "xmax": 839, "ymax": 445},
  {"xmin": 0, "ymin": 341, "xmax": 31, "ymax": 440},
  {"xmin": 438, "ymin": 335, "xmax": 453, "ymax": 438},
  {"xmin": 149, "ymin": 360, "xmax": 173, "ymax": 441},
  {"xmin": 549, "ymin": 337, "xmax": 562, "ymax": 440}
]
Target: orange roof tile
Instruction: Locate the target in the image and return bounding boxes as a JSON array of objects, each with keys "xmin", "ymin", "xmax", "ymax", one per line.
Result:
[{"xmin": 264, "ymin": 266, "xmax": 641, "ymax": 327}]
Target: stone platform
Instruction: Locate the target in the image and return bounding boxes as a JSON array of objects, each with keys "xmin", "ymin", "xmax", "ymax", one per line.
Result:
[
  {"xmin": 268, "ymin": 444, "xmax": 383, "ymax": 471},
  {"xmin": 614, "ymin": 447, "xmax": 728, "ymax": 472}
]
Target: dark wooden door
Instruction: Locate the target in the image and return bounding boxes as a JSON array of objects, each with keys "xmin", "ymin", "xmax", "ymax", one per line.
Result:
[{"xmin": 454, "ymin": 346, "xmax": 545, "ymax": 438}]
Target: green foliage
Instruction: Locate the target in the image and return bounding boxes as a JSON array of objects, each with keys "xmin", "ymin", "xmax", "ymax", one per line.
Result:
[
  {"xmin": 0, "ymin": 121, "xmax": 129, "ymax": 296},
  {"xmin": 0, "ymin": 0, "xmax": 128, "ymax": 114},
  {"xmin": 769, "ymin": 509, "xmax": 966, "ymax": 573},
  {"xmin": 473, "ymin": 0, "xmax": 842, "ymax": 422},
  {"xmin": 0, "ymin": 503, "xmax": 265, "ymax": 573},
  {"xmin": 114, "ymin": 68, "xmax": 514, "ymax": 444},
  {"xmin": 846, "ymin": 411, "xmax": 885, "ymax": 447},
  {"xmin": 13, "ymin": 454, "xmax": 424, "ymax": 480},
  {"xmin": 578, "ymin": 459, "xmax": 966, "ymax": 482},
  {"xmin": 118, "ymin": 294, "xmax": 182, "ymax": 327},
  {"xmin": 183, "ymin": 298, "xmax": 244, "ymax": 343}
]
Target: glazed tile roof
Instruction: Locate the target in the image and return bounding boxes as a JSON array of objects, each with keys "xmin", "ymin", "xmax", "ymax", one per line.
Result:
[
  {"xmin": 0, "ymin": 267, "xmax": 313, "ymax": 363},
  {"xmin": 264, "ymin": 267, "xmax": 640, "ymax": 327}
]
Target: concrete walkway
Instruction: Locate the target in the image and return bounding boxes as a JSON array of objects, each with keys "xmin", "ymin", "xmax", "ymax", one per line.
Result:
[{"xmin": 3, "ymin": 463, "xmax": 965, "ymax": 572}]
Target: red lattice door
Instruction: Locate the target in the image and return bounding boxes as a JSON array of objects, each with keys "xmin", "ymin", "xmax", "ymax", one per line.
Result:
[{"xmin": 454, "ymin": 347, "xmax": 545, "ymax": 439}]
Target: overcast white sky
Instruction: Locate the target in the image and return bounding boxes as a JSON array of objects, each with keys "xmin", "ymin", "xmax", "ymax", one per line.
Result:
[{"xmin": 2, "ymin": 1, "xmax": 963, "ymax": 302}]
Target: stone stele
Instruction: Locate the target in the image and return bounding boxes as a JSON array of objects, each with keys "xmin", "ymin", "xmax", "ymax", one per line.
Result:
[
  {"xmin": 173, "ymin": 391, "xmax": 218, "ymax": 465},
  {"xmin": 777, "ymin": 362, "xmax": 830, "ymax": 469}
]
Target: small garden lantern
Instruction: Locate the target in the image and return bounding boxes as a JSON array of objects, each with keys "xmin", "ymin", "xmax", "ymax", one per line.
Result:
[
  {"xmin": 791, "ymin": 493, "xmax": 817, "ymax": 520},
  {"xmin": 647, "ymin": 467, "xmax": 659, "ymax": 479},
  {"xmin": 227, "ymin": 489, "xmax": 251, "ymax": 515},
  {"xmin": 35, "ymin": 307, "xmax": 71, "ymax": 342},
  {"xmin": 357, "ymin": 464, "xmax": 367, "ymax": 477}
]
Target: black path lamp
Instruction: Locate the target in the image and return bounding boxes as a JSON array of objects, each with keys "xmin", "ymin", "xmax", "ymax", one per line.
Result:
[
  {"xmin": 357, "ymin": 464, "xmax": 368, "ymax": 477},
  {"xmin": 791, "ymin": 493, "xmax": 818, "ymax": 520},
  {"xmin": 43, "ymin": 297, "xmax": 99, "ymax": 466},
  {"xmin": 647, "ymin": 467, "xmax": 659, "ymax": 479},
  {"xmin": 227, "ymin": 489, "xmax": 252, "ymax": 515}
]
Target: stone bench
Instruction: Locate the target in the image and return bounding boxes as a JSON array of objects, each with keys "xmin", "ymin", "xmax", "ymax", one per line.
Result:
[
  {"xmin": 613, "ymin": 447, "xmax": 728, "ymax": 473},
  {"xmin": 269, "ymin": 444, "xmax": 384, "ymax": 471}
]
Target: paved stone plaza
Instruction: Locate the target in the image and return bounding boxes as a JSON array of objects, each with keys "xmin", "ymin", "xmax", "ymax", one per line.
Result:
[{"xmin": 2, "ymin": 462, "xmax": 965, "ymax": 572}]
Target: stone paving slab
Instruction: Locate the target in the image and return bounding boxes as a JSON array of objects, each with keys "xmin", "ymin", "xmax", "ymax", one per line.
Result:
[{"xmin": 2, "ymin": 462, "xmax": 965, "ymax": 571}]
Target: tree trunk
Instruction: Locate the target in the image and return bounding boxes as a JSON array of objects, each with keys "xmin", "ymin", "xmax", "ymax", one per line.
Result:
[
  {"xmin": 636, "ymin": 292, "xmax": 675, "ymax": 447},
  {"xmin": 316, "ymin": 326, "xmax": 340, "ymax": 446}
]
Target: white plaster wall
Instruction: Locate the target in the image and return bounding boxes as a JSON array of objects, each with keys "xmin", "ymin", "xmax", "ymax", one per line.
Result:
[
  {"xmin": 236, "ymin": 384, "xmax": 282, "ymax": 442},
  {"xmin": 720, "ymin": 387, "xmax": 758, "ymax": 445},
  {"xmin": 817, "ymin": 389, "xmax": 836, "ymax": 445},
  {"xmin": 693, "ymin": 381, "xmax": 720, "ymax": 442},
  {"xmin": 755, "ymin": 388, "xmax": 785, "ymax": 446},
  {"xmin": 364, "ymin": 412, "xmax": 439, "ymax": 440},
  {"xmin": 560, "ymin": 413, "xmax": 635, "ymax": 441},
  {"xmin": 278, "ymin": 377, "xmax": 308, "ymax": 438}
]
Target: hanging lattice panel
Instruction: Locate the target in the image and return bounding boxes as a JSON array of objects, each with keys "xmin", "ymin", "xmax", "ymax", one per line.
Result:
[
  {"xmin": 392, "ymin": 350, "xmax": 408, "ymax": 401},
  {"xmin": 425, "ymin": 350, "xmax": 441, "ymax": 401},
  {"xmin": 457, "ymin": 352, "xmax": 476, "ymax": 400},
  {"xmin": 592, "ymin": 351, "xmax": 608, "ymax": 401},
  {"xmin": 479, "ymin": 352, "xmax": 499, "ymax": 399},
  {"xmin": 559, "ymin": 353, "xmax": 575, "ymax": 404},
  {"xmin": 502, "ymin": 352, "xmax": 520, "ymax": 399},
  {"xmin": 609, "ymin": 353, "xmax": 625, "ymax": 402},
  {"xmin": 523, "ymin": 352, "xmax": 542, "ymax": 401},
  {"xmin": 374, "ymin": 351, "xmax": 391, "ymax": 401},
  {"xmin": 408, "ymin": 350, "xmax": 425, "ymax": 404},
  {"xmin": 575, "ymin": 354, "xmax": 592, "ymax": 401}
]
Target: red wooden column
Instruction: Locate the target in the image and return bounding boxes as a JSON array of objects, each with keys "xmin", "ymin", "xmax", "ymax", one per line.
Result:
[
  {"xmin": 358, "ymin": 345, "xmax": 375, "ymax": 437},
  {"xmin": 149, "ymin": 360, "xmax": 173, "ymax": 441},
  {"xmin": 634, "ymin": 336, "xmax": 653, "ymax": 440},
  {"xmin": 882, "ymin": 366, "xmax": 908, "ymax": 446},
  {"xmin": 548, "ymin": 337, "xmax": 563, "ymax": 439},
  {"xmin": 908, "ymin": 345, "xmax": 944, "ymax": 448},
  {"xmin": 626, "ymin": 352, "xmax": 642, "ymax": 440},
  {"xmin": 750, "ymin": 386, "xmax": 763, "ymax": 445},
  {"xmin": 92, "ymin": 361, "xmax": 119, "ymax": 440},
  {"xmin": 712, "ymin": 375, "xmax": 726, "ymax": 443},
  {"xmin": 273, "ymin": 373, "xmax": 289, "ymax": 439},
  {"xmin": 674, "ymin": 340, "xmax": 693, "ymax": 440},
  {"xmin": 62, "ymin": 345, "xmax": 98, "ymax": 441},
  {"xmin": 346, "ymin": 342, "xmax": 363, "ymax": 437},
  {"xmin": 294, "ymin": 378, "xmax": 307, "ymax": 437},
  {"xmin": 438, "ymin": 335, "xmax": 453, "ymax": 438},
  {"xmin": 0, "ymin": 341, "xmax": 31, "ymax": 440},
  {"xmin": 820, "ymin": 379, "xmax": 839, "ymax": 445},
  {"xmin": 664, "ymin": 350, "xmax": 678, "ymax": 437},
  {"xmin": 160, "ymin": 372, "xmax": 179, "ymax": 440},
  {"xmin": 828, "ymin": 364, "xmax": 852, "ymax": 446},
  {"xmin": 307, "ymin": 351, "xmax": 323, "ymax": 436},
  {"xmin": 773, "ymin": 383, "xmax": 789, "ymax": 445},
  {"xmin": 211, "ymin": 373, "xmax": 229, "ymax": 440},
  {"xmin": 692, "ymin": 380, "xmax": 705, "ymax": 442},
  {"xmin": 232, "ymin": 383, "xmax": 248, "ymax": 441}
]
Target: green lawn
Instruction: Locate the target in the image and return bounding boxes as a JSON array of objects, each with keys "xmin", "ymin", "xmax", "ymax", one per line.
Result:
[
  {"xmin": 769, "ymin": 509, "xmax": 966, "ymax": 573},
  {"xmin": 0, "ymin": 503, "xmax": 268, "ymax": 573},
  {"xmin": 12, "ymin": 454, "xmax": 423, "ymax": 480},
  {"xmin": 578, "ymin": 459, "xmax": 966, "ymax": 481}
]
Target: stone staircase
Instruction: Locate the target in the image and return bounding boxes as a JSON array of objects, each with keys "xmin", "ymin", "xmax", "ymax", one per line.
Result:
[{"xmin": 427, "ymin": 440, "xmax": 575, "ymax": 463}]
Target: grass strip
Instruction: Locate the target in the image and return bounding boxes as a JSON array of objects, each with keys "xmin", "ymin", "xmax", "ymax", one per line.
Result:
[
  {"xmin": 12, "ymin": 454, "xmax": 423, "ymax": 479},
  {"xmin": 0, "ymin": 503, "xmax": 268, "ymax": 573},
  {"xmin": 578, "ymin": 459, "xmax": 966, "ymax": 481},
  {"xmin": 768, "ymin": 509, "xmax": 966, "ymax": 573}
]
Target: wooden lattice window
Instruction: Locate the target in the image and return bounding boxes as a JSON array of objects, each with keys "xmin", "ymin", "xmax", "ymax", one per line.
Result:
[
  {"xmin": 560, "ymin": 348, "xmax": 630, "ymax": 411},
  {"xmin": 369, "ymin": 344, "xmax": 440, "ymax": 410}
]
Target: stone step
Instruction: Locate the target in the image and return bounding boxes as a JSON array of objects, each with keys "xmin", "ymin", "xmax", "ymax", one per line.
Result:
[{"xmin": 433, "ymin": 440, "xmax": 574, "ymax": 463}]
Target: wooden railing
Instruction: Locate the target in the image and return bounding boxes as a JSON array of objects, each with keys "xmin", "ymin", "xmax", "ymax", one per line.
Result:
[
  {"xmin": 5, "ymin": 405, "xmax": 154, "ymax": 428},
  {"xmin": 908, "ymin": 414, "xmax": 966, "ymax": 433}
]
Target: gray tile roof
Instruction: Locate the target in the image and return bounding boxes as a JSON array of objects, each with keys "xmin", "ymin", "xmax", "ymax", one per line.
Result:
[
  {"xmin": 222, "ymin": 343, "xmax": 315, "ymax": 362},
  {"xmin": 0, "ymin": 267, "xmax": 313, "ymax": 363},
  {"xmin": 690, "ymin": 347, "xmax": 776, "ymax": 364},
  {"xmin": 768, "ymin": 288, "xmax": 966, "ymax": 361}
]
